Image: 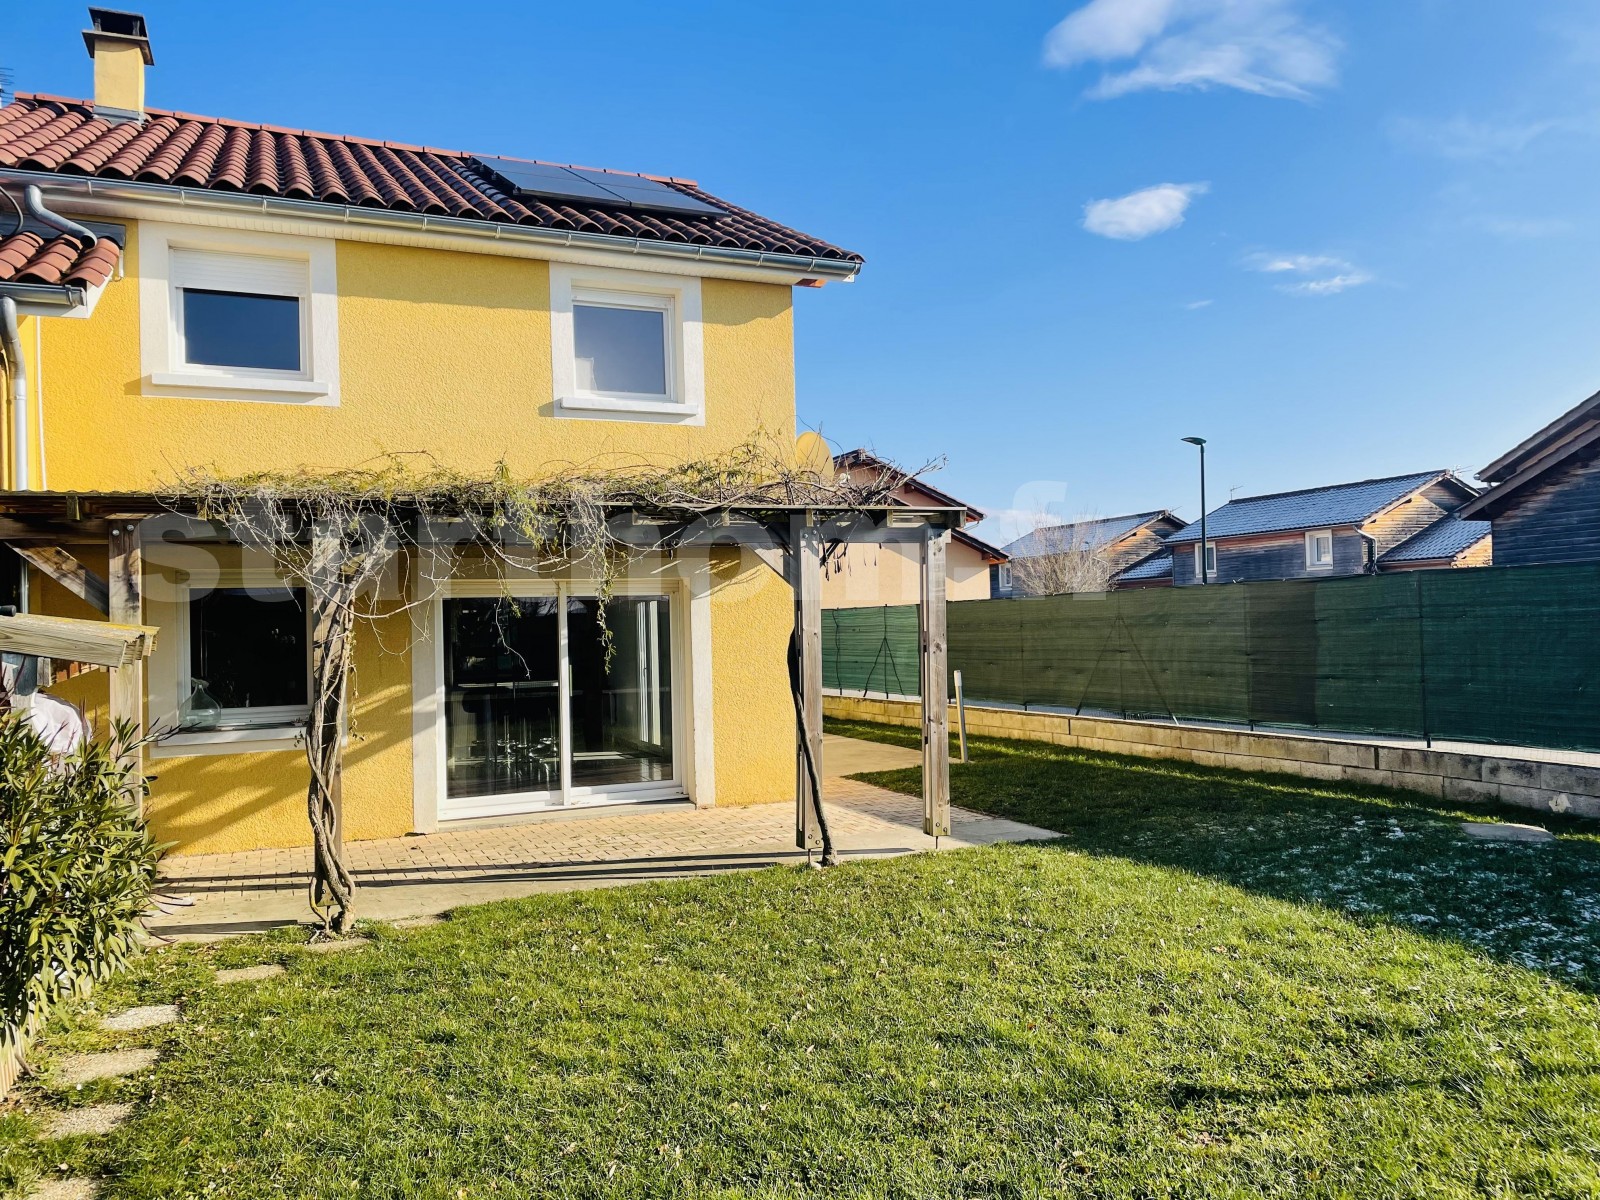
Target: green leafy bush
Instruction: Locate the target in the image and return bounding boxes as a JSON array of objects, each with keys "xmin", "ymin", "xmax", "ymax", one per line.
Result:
[{"xmin": 0, "ymin": 715, "xmax": 161, "ymax": 1039}]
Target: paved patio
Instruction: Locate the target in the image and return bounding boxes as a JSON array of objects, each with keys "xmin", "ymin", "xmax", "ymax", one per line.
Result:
[{"xmin": 150, "ymin": 736, "xmax": 1057, "ymax": 940}]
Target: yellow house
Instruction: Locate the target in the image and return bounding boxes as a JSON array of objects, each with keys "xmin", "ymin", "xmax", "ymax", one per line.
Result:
[
  {"xmin": 821, "ymin": 449, "xmax": 1008, "ymax": 607},
  {"xmin": 0, "ymin": 9, "xmax": 947, "ymax": 858}
]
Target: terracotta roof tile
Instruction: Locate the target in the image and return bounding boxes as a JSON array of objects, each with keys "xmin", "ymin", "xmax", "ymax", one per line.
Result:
[
  {"xmin": 0, "ymin": 230, "xmax": 120, "ymax": 288},
  {"xmin": 0, "ymin": 95, "xmax": 860, "ymax": 264}
]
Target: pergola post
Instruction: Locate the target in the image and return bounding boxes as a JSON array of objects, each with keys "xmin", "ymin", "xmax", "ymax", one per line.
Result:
[
  {"xmin": 107, "ymin": 518, "xmax": 144, "ymax": 792},
  {"xmin": 920, "ymin": 526, "xmax": 950, "ymax": 838},
  {"xmin": 788, "ymin": 513, "xmax": 825, "ymax": 856}
]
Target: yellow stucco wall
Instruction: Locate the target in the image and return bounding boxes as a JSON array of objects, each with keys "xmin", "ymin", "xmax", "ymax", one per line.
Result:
[
  {"xmin": 24, "ymin": 220, "xmax": 802, "ymax": 853},
  {"xmin": 34, "ymin": 228, "xmax": 796, "ymax": 487},
  {"xmin": 821, "ymin": 538, "xmax": 995, "ymax": 608},
  {"xmin": 708, "ymin": 547, "xmax": 793, "ymax": 807}
]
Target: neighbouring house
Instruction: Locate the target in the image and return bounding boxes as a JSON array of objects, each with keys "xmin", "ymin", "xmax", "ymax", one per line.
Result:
[
  {"xmin": 1003, "ymin": 511, "xmax": 1185, "ymax": 596},
  {"xmin": 1374, "ymin": 512, "xmax": 1492, "ymax": 572},
  {"xmin": 822, "ymin": 449, "xmax": 1008, "ymax": 606},
  {"xmin": 0, "ymin": 10, "xmax": 964, "ymax": 859},
  {"xmin": 1165, "ymin": 470, "xmax": 1482, "ymax": 586},
  {"xmin": 1456, "ymin": 388, "xmax": 1600, "ymax": 566}
]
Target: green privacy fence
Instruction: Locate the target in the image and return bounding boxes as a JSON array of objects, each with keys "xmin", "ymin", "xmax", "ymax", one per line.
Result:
[{"xmin": 822, "ymin": 563, "xmax": 1600, "ymax": 752}]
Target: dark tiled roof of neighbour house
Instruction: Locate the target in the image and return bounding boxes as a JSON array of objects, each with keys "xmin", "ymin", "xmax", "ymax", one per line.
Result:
[
  {"xmin": 1113, "ymin": 549, "xmax": 1173, "ymax": 582},
  {"xmin": 0, "ymin": 228, "xmax": 119, "ymax": 286},
  {"xmin": 1166, "ymin": 470, "xmax": 1461, "ymax": 543},
  {"xmin": 0, "ymin": 95, "xmax": 861, "ymax": 265},
  {"xmin": 1378, "ymin": 511, "xmax": 1491, "ymax": 565},
  {"xmin": 1004, "ymin": 511, "xmax": 1173, "ymax": 558}
]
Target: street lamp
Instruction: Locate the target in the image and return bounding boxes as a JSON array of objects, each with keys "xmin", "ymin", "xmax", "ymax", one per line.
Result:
[{"xmin": 1181, "ymin": 437, "xmax": 1208, "ymax": 584}]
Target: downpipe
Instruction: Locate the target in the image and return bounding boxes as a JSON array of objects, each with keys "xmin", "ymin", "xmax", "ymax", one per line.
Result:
[
  {"xmin": 22, "ymin": 184, "xmax": 98, "ymax": 244},
  {"xmin": 0, "ymin": 296, "xmax": 23, "ymax": 490},
  {"xmin": 0, "ymin": 187, "xmax": 97, "ymax": 490}
]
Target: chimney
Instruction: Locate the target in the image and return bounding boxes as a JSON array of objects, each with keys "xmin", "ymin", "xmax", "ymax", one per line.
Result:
[{"xmin": 81, "ymin": 8, "xmax": 153, "ymax": 125}]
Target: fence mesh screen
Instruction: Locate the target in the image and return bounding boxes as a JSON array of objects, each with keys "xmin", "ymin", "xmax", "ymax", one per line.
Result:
[{"xmin": 823, "ymin": 563, "xmax": 1600, "ymax": 752}]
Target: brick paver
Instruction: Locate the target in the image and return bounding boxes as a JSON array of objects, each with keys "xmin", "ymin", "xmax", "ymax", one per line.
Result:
[{"xmin": 152, "ymin": 764, "xmax": 1057, "ymax": 941}]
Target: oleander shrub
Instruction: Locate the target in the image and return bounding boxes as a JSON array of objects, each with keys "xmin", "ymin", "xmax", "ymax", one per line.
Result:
[{"xmin": 0, "ymin": 714, "xmax": 161, "ymax": 1042}]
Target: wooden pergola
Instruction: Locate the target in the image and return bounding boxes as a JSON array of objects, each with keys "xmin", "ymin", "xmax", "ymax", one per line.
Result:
[{"xmin": 0, "ymin": 491, "xmax": 960, "ymax": 851}]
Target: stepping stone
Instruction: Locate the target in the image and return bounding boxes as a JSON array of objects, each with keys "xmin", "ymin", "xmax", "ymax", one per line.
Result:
[
  {"xmin": 216, "ymin": 964, "xmax": 285, "ymax": 984},
  {"xmin": 55, "ymin": 1050, "xmax": 159, "ymax": 1088},
  {"xmin": 1461, "ymin": 821, "xmax": 1555, "ymax": 844},
  {"xmin": 42, "ymin": 1103, "xmax": 133, "ymax": 1139},
  {"xmin": 300, "ymin": 938, "xmax": 369, "ymax": 954},
  {"xmin": 101, "ymin": 1005, "xmax": 178, "ymax": 1032},
  {"xmin": 30, "ymin": 1179, "xmax": 99, "ymax": 1199}
]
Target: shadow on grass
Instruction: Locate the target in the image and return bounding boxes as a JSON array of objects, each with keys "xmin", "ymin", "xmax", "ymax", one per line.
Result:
[{"xmin": 829, "ymin": 718, "xmax": 1600, "ymax": 993}]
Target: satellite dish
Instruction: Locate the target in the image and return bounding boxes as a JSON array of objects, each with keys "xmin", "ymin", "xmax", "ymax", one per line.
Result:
[{"xmin": 794, "ymin": 431, "xmax": 834, "ymax": 478}]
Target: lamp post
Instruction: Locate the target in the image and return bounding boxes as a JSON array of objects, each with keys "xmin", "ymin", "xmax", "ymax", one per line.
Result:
[{"xmin": 1182, "ymin": 436, "xmax": 1208, "ymax": 584}]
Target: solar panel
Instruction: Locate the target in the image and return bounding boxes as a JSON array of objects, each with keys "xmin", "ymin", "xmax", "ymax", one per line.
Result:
[
  {"xmin": 472, "ymin": 157, "xmax": 620, "ymax": 205},
  {"xmin": 567, "ymin": 169, "xmax": 728, "ymax": 217},
  {"xmin": 472, "ymin": 156, "xmax": 727, "ymax": 218}
]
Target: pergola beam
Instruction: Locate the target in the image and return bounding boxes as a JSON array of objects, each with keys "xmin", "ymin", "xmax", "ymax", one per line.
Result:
[
  {"xmin": 14, "ymin": 545, "xmax": 109, "ymax": 614},
  {"xmin": 788, "ymin": 514, "xmax": 826, "ymax": 857},
  {"xmin": 920, "ymin": 527, "xmax": 951, "ymax": 839},
  {"xmin": 107, "ymin": 519, "xmax": 144, "ymax": 786}
]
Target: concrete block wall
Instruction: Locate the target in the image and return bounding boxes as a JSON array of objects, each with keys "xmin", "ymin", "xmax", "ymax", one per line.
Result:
[{"xmin": 824, "ymin": 695, "xmax": 1600, "ymax": 819}]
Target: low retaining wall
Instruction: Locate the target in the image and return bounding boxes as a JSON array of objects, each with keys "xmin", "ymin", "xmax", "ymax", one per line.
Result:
[{"xmin": 824, "ymin": 695, "xmax": 1600, "ymax": 819}]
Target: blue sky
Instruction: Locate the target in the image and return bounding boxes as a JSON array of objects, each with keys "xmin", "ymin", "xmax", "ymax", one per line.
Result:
[{"xmin": 7, "ymin": 1, "xmax": 1600, "ymax": 541}]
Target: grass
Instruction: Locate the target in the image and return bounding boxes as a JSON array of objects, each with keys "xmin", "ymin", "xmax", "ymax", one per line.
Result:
[{"xmin": 0, "ymin": 724, "xmax": 1596, "ymax": 1198}]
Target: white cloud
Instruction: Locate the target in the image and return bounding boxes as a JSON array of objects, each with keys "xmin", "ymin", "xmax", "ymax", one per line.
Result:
[
  {"xmin": 1467, "ymin": 214, "xmax": 1575, "ymax": 240},
  {"xmin": 1278, "ymin": 271, "xmax": 1371, "ymax": 296},
  {"xmin": 1044, "ymin": 0, "xmax": 1340, "ymax": 100},
  {"xmin": 1184, "ymin": 298, "xmax": 1214, "ymax": 309},
  {"xmin": 1248, "ymin": 251, "xmax": 1372, "ymax": 296},
  {"xmin": 1387, "ymin": 115, "xmax": 1562, "ymax": 161},
  {"xmin": 1083, "ymin": 181, "xmax": 1208, "ymax": 240}
]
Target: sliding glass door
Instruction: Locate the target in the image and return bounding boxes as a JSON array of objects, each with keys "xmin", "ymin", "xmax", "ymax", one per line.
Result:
[{"xmin": 442, "ymin": 588, "xmax": 677, "ymax": 818}]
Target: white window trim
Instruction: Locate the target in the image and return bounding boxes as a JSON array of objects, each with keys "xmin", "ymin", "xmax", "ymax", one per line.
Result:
[
  {"xmin": 1194, "ymin": 541, "xmax": 1217, "ymax": 579},
  {"xmin": 550, "ymin": 262, "xmax": 703, "ymax": 425},
  {"xmin": 1305, "ymin": 529, "xmax": 1335, "ymax": 570},
  {"xmin": 410, "ymin": 558, "xmax": 715, "ymax": 832},
  {"xmin": 137, "ymin": 221, "xmax": 339, "ymax": 405},
  {"xmin": 151, "ymin": 567, "xmax": 313, "ymax": 758}
]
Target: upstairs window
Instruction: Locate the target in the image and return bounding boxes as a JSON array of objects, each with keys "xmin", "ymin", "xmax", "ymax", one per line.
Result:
[
  {"xmin": 140, "ymin": 224, "xmax": 339, "ymax": 405},
  {"xmin": 1305, "ymin": 529, "xmax": 1335, "ymax": 569},
  {"xmin": 181, "ymin": 288, "xmax": 301, "ymax": 372},
  {"xmin": 171, "ymin": 249, "xmax": 307, "ymax": 375},
  {"xmin": 551, "ymin": 264, "xmax": 704, "ymax": 423}
]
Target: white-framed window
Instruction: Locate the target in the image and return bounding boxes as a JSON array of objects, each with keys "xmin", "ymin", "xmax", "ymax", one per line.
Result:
[
  {"xmin": 1194, "ymin": 541, "xmax": 1217, "ymax": 579},
  {"xmin": 138, "ymin": 222, "xmax": 339, "ymax": 404},
  {"xmin": 550, "ymin": 263, "xmax": 704, "ymax": 423},
  {"xmin": 1305, "ymin": 529, "xmax": 1335, "ymax": 569},
  {"xmin": 995, "ymin": 563, "xmax": 1013, "ymax": 593},
  {"xmin": 176, "ymin": 579, "xmax": 311, "ymax": 732}
]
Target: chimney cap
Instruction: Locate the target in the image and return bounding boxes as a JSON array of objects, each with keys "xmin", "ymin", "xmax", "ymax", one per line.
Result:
[{"xmin": 82, "ymin": 8, "xmax": 154, "ymax": 66}]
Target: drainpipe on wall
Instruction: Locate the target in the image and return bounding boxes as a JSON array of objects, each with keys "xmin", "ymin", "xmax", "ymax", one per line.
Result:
[
  {"xmin": 0, "ymin": 296, "xmax": 24, "ymax": 490},
  {"xmin": 0, "ymin": 187, "xmax": 99, "ymax": 491},
  {"xmin": 1358, "ymin": 530, "xmax": 1378, "ymax": 573},
  {"xmin": 22, "ymin": 185, "xmax": 99, "ymax": 246}
]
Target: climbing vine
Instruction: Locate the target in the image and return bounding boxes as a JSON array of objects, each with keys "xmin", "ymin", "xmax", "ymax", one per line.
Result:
[{"xmin": 162, "ymin": 442, "xmax": 913, "ymax": 931}]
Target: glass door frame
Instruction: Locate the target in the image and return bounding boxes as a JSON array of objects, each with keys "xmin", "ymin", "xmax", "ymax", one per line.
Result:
[{"xmin": 434, "ymin": 577, "xmax": 687, "ymax": 822}]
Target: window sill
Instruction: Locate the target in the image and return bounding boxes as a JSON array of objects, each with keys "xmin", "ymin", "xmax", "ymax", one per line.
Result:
[
  {"xmin": 557, "ymin": 393, "xmax": 699, "ymax": 417},
  {"xmin": 146, "ymin": 372, "xmax": 333, "ymax": 404},
  {"xmin": 152, "ymin": 725, "xmax": 305, "ymax": 758}
]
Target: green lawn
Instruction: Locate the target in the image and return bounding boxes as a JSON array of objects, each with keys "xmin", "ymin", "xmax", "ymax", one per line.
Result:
[{"xmin": 3, "ymin": 724, "xmax": 1598, "ymax": 1199}]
